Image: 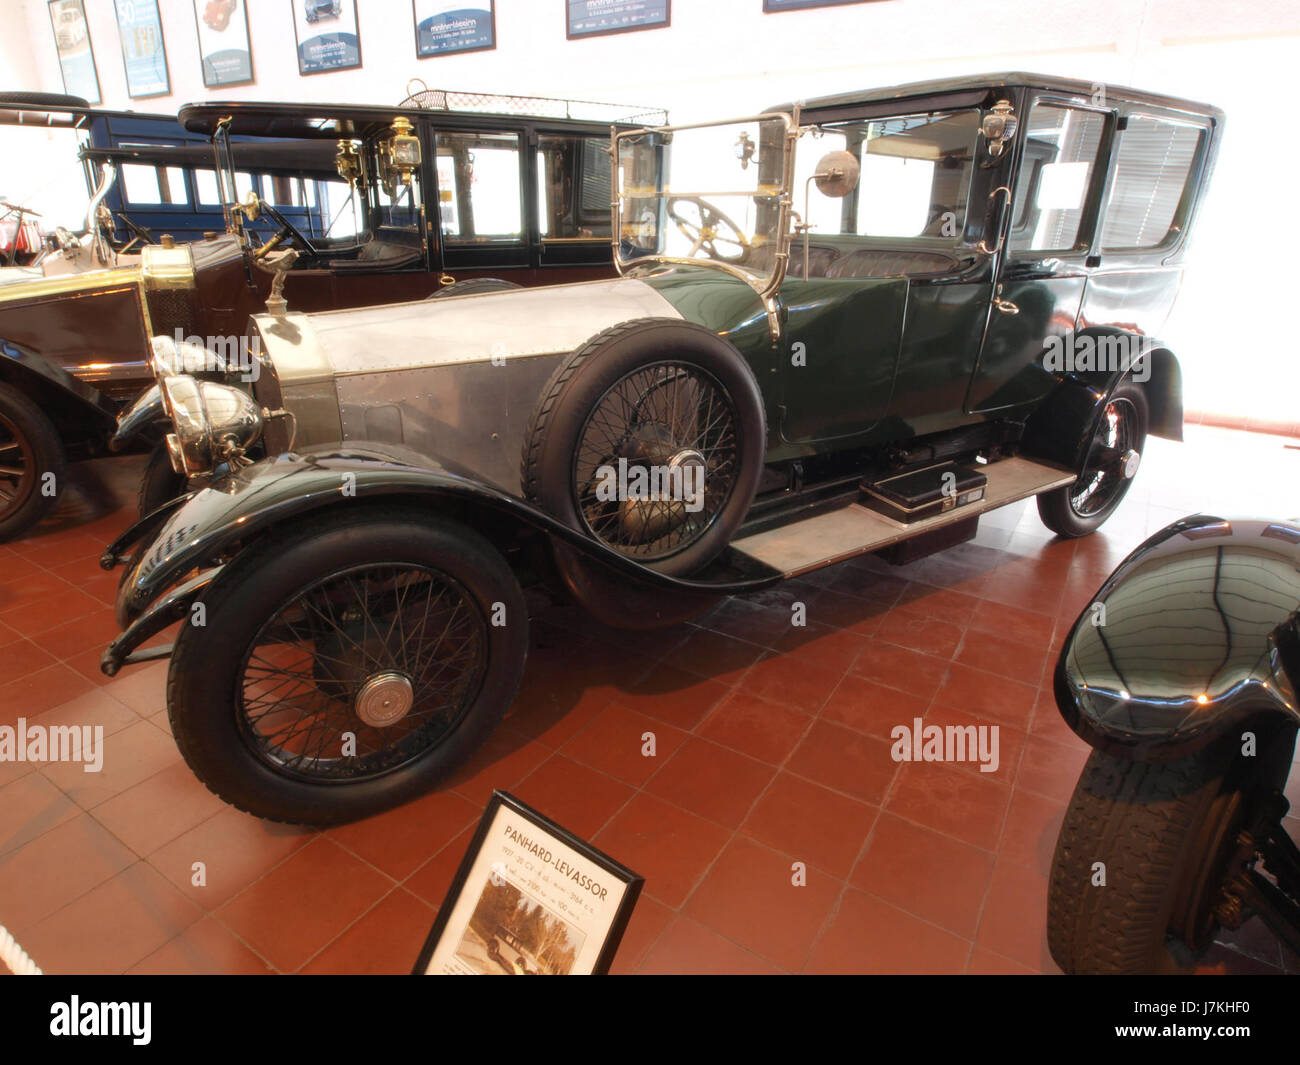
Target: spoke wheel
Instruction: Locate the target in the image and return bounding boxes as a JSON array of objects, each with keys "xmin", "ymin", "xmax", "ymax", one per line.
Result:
[
  {"xmin": 238, "ymin": 563, "xmax": 488, "ymax": 784},
  {"xmin": 573, "ymin": 361, "xmax": 739, "ymax": 561},
  {"xmin": 0, "ymin": 382, "xmax": 64, "ymax": 542},
  {"xmin": 0, "ymin": 408, "xmax": 34, "ymax": 515},
  {"xmin": 1070, "ymin": 396, "xmax": 1140, "ymax": 518}
]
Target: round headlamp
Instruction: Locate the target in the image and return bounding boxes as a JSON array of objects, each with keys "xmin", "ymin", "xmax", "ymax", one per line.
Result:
[{"xmin": 158, "ymin": 373, "xmax": 262, "ymax": 476}]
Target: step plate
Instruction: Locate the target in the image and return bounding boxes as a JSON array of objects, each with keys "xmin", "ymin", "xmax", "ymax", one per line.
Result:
[{"xmin": 731, "ymin": 456, "xmax": 1075, "ymax": 578}]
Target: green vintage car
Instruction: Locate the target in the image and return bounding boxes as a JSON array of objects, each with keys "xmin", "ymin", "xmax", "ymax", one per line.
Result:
[{"xmin": 102, "ymin": 73, "xmax": 1222, "ymax": 824}]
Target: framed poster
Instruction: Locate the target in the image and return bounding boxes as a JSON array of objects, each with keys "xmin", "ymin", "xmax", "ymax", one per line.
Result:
[
  {"xmin": 413, "ymin": 1, "xmax": 496, "ymax": 59},
  {"xmin": 291, "ymin": 0, "xmax": 361, "ymax": 75},
  {"xmin": 413, "ymin": 792, "xmax": 643, "ymax": 976},
  {"xmin": 47, "ymin": 0, "xmax": 101, "ymax": 105},
  {"xmin": 192, "ymin": 0, "xmax": 253, "ymax": 87},
  {"xmin": 764, "ymin": 0, "xmax": 883, "ymax": 10},
  {"xmin": 566, "ymin": 0, "xmax": 670, "ymax": 40},
  {"xmin": 114, "ymin": 0, "xmax": 170, "ymax": 99}
]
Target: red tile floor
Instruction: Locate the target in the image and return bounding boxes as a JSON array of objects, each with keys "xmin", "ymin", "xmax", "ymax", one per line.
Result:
[{"xmin": 1, "ymin": 425, "xmax": 1298, "ymax": 974}]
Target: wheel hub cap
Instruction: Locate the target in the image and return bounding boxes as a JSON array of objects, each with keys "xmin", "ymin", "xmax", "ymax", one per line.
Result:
[
  {"xmin": 1120, "ymin": 448, "xmax": 1141, "ymax": 479},
  {"xmin": 355, "ymin": 671, "xmax": 414, "ymax": 727}
]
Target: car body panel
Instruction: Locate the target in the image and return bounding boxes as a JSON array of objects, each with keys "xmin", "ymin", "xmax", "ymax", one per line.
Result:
[{"xmin": 1056, "ymin": 516, "xmax": 1300, "ymax": 760}]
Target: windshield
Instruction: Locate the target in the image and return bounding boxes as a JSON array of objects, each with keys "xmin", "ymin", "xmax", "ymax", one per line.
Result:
[{"xmin": 614, "ymin": 115, "xmax": 791, "ymax": 291}]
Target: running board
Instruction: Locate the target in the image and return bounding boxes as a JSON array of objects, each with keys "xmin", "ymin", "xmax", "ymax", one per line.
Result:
[{"xmin": 730, "ymin": 456, "xmax": 1075, "ymax": 578}]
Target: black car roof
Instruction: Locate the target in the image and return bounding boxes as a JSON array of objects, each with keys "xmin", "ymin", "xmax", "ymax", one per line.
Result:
[{"xmin": 774, "ymin": 71, "xmax": 1223, "ymax": 122}]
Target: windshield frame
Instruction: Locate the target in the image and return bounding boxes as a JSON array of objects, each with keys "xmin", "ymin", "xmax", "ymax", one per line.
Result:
[{"xmin": 610, "ymin": 110, "xmax": 798, "ymax": 308}]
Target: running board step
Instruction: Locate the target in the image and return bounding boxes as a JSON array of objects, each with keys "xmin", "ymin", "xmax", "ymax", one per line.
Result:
[{"xmin": 730, "ymin": 456, "xmax": 1075, "ymax": 578}]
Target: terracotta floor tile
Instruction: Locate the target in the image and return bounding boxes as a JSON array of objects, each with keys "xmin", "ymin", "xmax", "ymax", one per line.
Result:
[
  {"xmin": 445, "ymin": 730, "xmax": 552, "ymax": 807},
  {"xmin": 510, "ymin": 753, "xmax": 634, "ymax": 840},
  {"xmin": 804, "ymin": 888, "xmax": 971, "ymax": 974},
  {"xmin": 684, "ymin": 836, "xmax": 840, "ymax": 971},
  {"xmin": 666, "ymin": 627, "xmax": 767, "ymax": 685},
  {"xmin": 35, "ymin": 610, "xmax": 123, "ymax": 662},
  {"xmin": 404, "ymin": 825, "xmax": 475, "ymax": 908},
  {"xmin": 741, "ymin": 772, "xmax": 877, "ymax": 878},
  {"xmin": 1014, "ymin": 734, "xmax": 1091, "ymax": 804},
  {"xmin": 128, "ymin": 916, "xmax": 274, "ymax": 975},
  {"xmin": 328, "ymin": 787, "xmax": 482, "ymax": 882},
  {"xmin": 934, "ymin": 662, "xmax": 1037, "ymax": 731},
  {"xmin": 921, "ymin": 704, "xmax": 1025, "ymax": 782},
  {"xmin": 561, "ymin": 701, "xmax": 687, "ymax": 786},
  {"xmin": 968, "ymin": 599, "xmax": 1056, "ymax": 653},
  {"xmin": 955, "ymin": 627, "xmax": 1049, "ymax": 687},
  {"xmin": 786, "ymin": 720, "xmax": 898, "ymax": 805},
  {"xmin": 90, "ymin": 762, "xmax": 235, "ymax": 857},
  {"xmin": 821, "ymin": 673, "xmax": 931, "ymax": 741},
  {"xmin": 611, "ymin": 664, "xmax": 731, "ymax": 730},
  {"xmin": 302, "ymin": 887, "xmax": 435, "ymax": 974},
  {"xmin": 638, "ymin": 915, "xmax": 784, "ymax": 975},
  {"xmin": 770, "ymin": 623, "xmax": 871, "ymax": 676},
  {"xmin": 0, "ymin": 663, "xmax": 97, "ymax": 725},
  {"xmin": 607, "ymin": 894, "xmax": 674, "ymax": 975},
  {"xmin": 739, "ymin": 652, "xmax": 845, "ymax": 714},
  {"xmin": 850, "ymin": 812, "xmax": 994, "ymax": 939},
  {"xmin": 0, "ymin": 814, "xmax": 136, "ymax": 932},
  {"xmin": 99, "ymin": 659, "xmax": 169, "ymax": 718},
  {"xmin": 42, "ymin": 719, "xmax": 180, "ymax": 810},
  {"xmin": 217, "ymin": 837, "xmax": 392, "ymax": 972},
  {"xmin": 872, "ymin": 605, "xmax": 964, "ymax": 659},
  {"xmin": 895, "ymin": 583, "xmax": 981, "ymax": 625},
  {"xmin": 798, "ymin": 587, "xmax": 888, "ymax": 637},
  {"xmin": 850, "ymin": 638, "xmax": 949, "ymax": 700},
  {"xmin": 20, "ymin": 861, "xmax": 202, "ymax": 974},
  {"xmin": 593, "ymin": 792, "xmax": 730, "ymax": 908},
  {"xmin": 975, "ymin": 860, "xmax": 1053, "ymax": 972},
  {"xmin": 885, "ymin": 761, "xmax": 1012, "ymax": 853},
  {"xmin": 147, "ymin": 805, "xmax": 313, "ymax": 909},
  {"xmin": 645, "ymin": 736, "xmax": 774, "ymax": 828},
  {"xmin": 966, "ymin": 946, "xmax": 1037, "ymax": 974},
  {"xmin": 696, "ymin": 689, "xmax": 811, "ymax": 765},
  {"xmin": 0, "ymin": 771, "xmax": 79, "ymax": 857}
]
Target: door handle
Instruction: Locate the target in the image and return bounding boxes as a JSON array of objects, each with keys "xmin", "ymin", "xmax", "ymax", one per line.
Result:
[{"xmin": 993, "ymin": 296, "xmax": 1020, "ymax": 315}]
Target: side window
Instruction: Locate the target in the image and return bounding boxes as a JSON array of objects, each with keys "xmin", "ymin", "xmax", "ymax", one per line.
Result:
[
  {"xmin": 536, "ymin": 134, "xmax": 612, "ymax": 239},
  {"xmin": 121, "ymin": 164, "xmax": 190, "ymax": 206},
  {"xmin": 194, "ymin": 168, "xmax": 222, "ymax": 205},
  {"xmin": 435, "ymin": 131, "xmax": 523, "ymax": 242},
  {"xmin": 1100, "ymin": 117, "xmax": 1204, "ymax": 250},
  {"xmin": 1010, "ymin": 103, "xmax": 1106, "ymax": 254}
]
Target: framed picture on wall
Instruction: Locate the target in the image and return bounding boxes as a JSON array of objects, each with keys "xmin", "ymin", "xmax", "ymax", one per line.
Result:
[
  {"xmin": 413, "ymin": 792, "xmax": 644, "ymax": 976},
  {"xmin": 763, "ymin": 0, "xmax": 884, "ymax": 11},
  {"xmin": 413, "ymin": 1, "xmax": 496, "ymax": 59},
  {"xmin": 114, "ymin": 0, "xmax": 170, "ymax": 99},
  {"xmin": 566, "ymin": 0, "xmax": 670, "ymax": 40},
  {"xmin": 291, "ymin": 0, "xmax": 362, "ymax": 75},
  {"xmin": 47, "ymin": 0, "xmax": 101, "ymax": 105},
  {"xmin": 192, "ymin": 0, "xmax": 254, "ymax": 87}
]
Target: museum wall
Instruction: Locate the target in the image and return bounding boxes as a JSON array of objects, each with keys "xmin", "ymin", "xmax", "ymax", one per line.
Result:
[{"xmin": 1, "ymin": 0, "xmax": 1298, "ymax": 424}]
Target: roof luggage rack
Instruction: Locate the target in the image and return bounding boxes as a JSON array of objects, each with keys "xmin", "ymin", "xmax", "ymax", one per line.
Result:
[{"xmin": 399, "ymin": 79, "xmax": 666, "ymax": 126}]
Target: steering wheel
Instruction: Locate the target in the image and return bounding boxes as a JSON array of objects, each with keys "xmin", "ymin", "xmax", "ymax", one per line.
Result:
[
  {"xmin": 246, "ymin": 194, "xmax": 318, "ymax": 264},
  {"xmin": 665, "ymin": 197, "xmax": 751, "ymax": 264}
]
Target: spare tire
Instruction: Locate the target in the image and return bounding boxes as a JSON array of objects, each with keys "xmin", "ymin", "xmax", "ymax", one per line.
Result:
[
  {"xmin": 427, "ymin": 277, "xmax": 522, "ymax": 299},
  {"xmin": 522, "ymin": 317, "xmax": 765, "ymax": 577}
]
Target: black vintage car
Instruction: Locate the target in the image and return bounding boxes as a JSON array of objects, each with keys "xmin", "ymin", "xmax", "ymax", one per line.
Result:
[
  {"xmin": 0, "ymin": 89, "xmax": 660, "ymax": 539},
  {"xmin": 102, "ymin": 72, "xmax": 1223, "ymax": 824}
]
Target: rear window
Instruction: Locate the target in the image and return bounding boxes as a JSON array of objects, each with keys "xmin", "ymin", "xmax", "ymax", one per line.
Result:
[{"xmin": 1100, "ymin": 117, "xmax": 1204, "ymax": 250}]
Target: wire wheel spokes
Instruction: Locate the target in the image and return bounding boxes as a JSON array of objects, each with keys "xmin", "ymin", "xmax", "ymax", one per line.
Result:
[
  {"xmin": 0, "ymin": 411, "xmax": 32, "ymax": 512},
  {"xmin": 1071, "ymin": 397, "xmax": 1137, "ymax": 518},
  {"xmin": 572, "ymin": 360, "xmax": 739, "ymax": 560},
  {"xmin": 238, "ymin": 564, "xmax": 488, "ymax": 783}
]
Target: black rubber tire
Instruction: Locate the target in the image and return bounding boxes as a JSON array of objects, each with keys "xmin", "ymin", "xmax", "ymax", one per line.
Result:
[
  {"xmin": 166, "ymin": 508, "xmax": 529, "ymax": 825},
  {"xmin": 427, "ymin": 277, "xmax": 522, "ymax": 299},
  {"xmin": 0, "ymin": 92, "xmax": 90, "ymax": 109},
  {"xmin": 1048, "ymin": 739, "xmax": 1291, "ymax": 974},
  {"xmin": 137, "ymin": 441, "xmax": 189, "ymax": 518},
  {"xmin": 0, "ymin": 382, "xmax": 65, "ymax": 542},
  {"xmin": 521, "ymin": 317, "xmax": 765, "ymax": 577},
  {"xmin": 1038, "ymin": 380, "xmax": 1148, "ymax": 538}
]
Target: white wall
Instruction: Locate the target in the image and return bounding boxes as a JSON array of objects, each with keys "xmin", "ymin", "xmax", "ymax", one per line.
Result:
[{"xmin": 2, "ymin": 0, "xmax": 1297, "ymax": 421}]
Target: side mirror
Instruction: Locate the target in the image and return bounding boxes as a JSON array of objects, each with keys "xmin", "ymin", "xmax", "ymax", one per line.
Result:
[{"xmin": 813, "ymin": 150, "xmax": 860, "ymax": 197}]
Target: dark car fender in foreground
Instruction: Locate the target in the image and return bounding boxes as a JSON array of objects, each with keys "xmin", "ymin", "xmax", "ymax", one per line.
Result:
[
  {"xmin": 101, "ymin": 443, "xmax": 782, "ymax": 674},
  {"xmin": 1056, "ymin": 515, "xmax": 1300, "ymax": 760}
]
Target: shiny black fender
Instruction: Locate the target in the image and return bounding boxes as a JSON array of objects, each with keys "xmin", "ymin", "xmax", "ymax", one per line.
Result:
[
  {"xmin": 108, "ymin": 383, "xmax": 163, "ymax": 450},
  {"xmin": 0, "ymin": 337, "xmax": 118, "ymax": 446},
  {"xmin": 103, "ymin": 442, "xmax": 781, "ymax": 671},
  {"xmin": 1056, "ymin": 515, "xmax": 1300, "ymax": 761},
  {"xmin": 1020, "ymin": 328, "xmax": 1182, "ymax": 474}
]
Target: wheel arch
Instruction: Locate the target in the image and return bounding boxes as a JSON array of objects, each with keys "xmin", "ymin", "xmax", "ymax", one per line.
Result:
[{"xmin": 0, "ymin": 337, "xmax": 118, "ymax": 449}]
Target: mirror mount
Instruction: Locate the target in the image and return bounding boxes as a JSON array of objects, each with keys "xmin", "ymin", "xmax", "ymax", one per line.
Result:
[{"xmin": 800, "ymin": 149, "xmax": 860, "ymax": 279}]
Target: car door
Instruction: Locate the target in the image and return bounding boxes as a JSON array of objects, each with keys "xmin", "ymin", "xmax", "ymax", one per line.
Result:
[
  {"xmin": 966, "ymin": 95, "xmax": 1114, "ymax": 413},
  {"xmin": 433, "ymin": 126, "xmax": 530, "ymax": 278}
]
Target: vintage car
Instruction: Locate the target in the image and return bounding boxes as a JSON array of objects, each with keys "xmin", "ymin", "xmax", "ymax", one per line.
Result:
[
  {"xmin": 101, "ymin": 72, "xmax": 1223, "ymax": 825},
  {"xmin": 1048, "ymin": 515, "xmax": 1300, "ymax": 973},
  {"xmin": 0, "ymin": 90, "xmax": 660, "ymax": 539}
]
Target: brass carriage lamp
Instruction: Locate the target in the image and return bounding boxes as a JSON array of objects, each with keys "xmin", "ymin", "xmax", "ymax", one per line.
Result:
[
  {"xmin": 381, "ymin": 116, "xmax": 421, "ymax": 196},
  {"xmin": 981, "ymin": 99, "xmax": 1018, "ymax": 161}
]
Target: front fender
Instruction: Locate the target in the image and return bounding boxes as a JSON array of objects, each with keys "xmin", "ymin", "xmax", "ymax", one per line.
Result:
[
  {"xmin": 113, "ymin": 442, "xmax": 781, "ymax": 626},
  {"xmin": 1057, "ymin": 515, "xmax": 1300, "ymax": 760},
  {"xmin": 0, "ymin": 337, "xmax": 119, "ymax": 425},
  {"xmin": 109, "ymin": 383, "xmax": 163, "ymax": 450}
]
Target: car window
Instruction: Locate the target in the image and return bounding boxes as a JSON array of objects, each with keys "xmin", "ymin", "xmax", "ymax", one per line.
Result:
[
  {"xmin": 194, "ymin": 168, "xmax": 222, "ymax": 205},
  {"xmin": 436, "ymin": 131, "xmax": 523, "ymax": 242},
  {"xmin": 536, "ymin": 134, "xmax": 612, "ymax": 239},
  {"xmin": 1009, "ymin": 103, "xmax": 1106, "ymax": 254},
  {"xmin": 1100, "ymin": 117, "xmax": 1204, "ymax": 250},
  {"xmin": 804, "ymin": 110, "xmax": 981, "ymax": 241},
  {"xmin": 121, "ymin": 164, "xmax": 190, "ymax": 206},
  {"xmin": 317, "ymin": 179, "xmax": 360, "ymax": 239}
]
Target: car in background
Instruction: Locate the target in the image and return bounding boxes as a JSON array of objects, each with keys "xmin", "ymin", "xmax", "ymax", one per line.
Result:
[
  {"xmin": 0, "ymin": 89, "xmax": 663, "ymax": 538},
  {"xmin": 101, "ymin": 73, "xmax": 1223, "ymax": 825}
]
